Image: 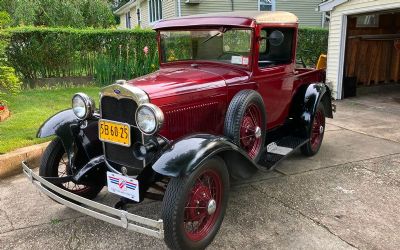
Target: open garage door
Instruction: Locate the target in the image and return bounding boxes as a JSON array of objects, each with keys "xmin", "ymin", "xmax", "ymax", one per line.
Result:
[{"xmin": 343, "ymin": 10, "xmax": 400, "ymax": 98}]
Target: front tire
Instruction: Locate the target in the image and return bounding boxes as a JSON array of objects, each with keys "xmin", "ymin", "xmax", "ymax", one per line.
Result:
[
  {"xmin": 39, "ymin": 137, "xmax": 103, "ymax": 200},
  {"xmin": 162, "ymin": 157, "xmax": 230, "ymax": 250}
]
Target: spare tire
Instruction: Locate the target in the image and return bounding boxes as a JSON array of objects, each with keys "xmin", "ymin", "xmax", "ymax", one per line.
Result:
[{"xmin": 224, "ymin": 90, "xmax": 266, "ymax": 161}]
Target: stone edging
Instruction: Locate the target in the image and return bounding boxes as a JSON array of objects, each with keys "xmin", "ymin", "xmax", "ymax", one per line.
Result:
[{"xmin": 0, "ymin": 142, "xmax": 50, "ymax": 179}]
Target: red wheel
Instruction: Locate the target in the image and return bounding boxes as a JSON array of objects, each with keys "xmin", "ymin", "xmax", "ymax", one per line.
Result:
[
  {"xmin": 224, "ymin": 90, "xmax": 266, "ymax": 161},
  {"xmin": 39, "ymin": 137, "xmax": 103, "ymax": 199},
  {"xmin": 162, "ymin": 157, "xmax": 229, "ymax": 250},
  {"xmin": 240, "ymin": 104, "xmax": 263, "ymax": 159},
  {"xmin": 184, "ymin": 169, "xmax": 223, "ymax": 241},
  {"xmin": 301, "ymin": 103, "xmax": 326, "ymax": 156}
]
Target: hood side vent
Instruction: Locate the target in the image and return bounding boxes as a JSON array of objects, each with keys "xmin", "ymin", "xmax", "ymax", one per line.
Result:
[{"xmin": 165, "ymin": 102, "xmax": 219, "ymax": 139}]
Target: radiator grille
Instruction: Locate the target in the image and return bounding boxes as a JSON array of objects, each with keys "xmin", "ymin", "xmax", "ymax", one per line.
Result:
[{"xmin": 100, "ymin": 96, "xmax": 143, "ymax": 169}]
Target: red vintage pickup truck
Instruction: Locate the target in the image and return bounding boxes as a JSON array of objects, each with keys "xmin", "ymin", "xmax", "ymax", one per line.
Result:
[{"xmin": 23, "ymin": 11, "xmax": 333, "ymax": 250}]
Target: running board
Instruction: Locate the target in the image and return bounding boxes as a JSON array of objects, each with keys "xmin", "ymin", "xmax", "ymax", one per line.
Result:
[{"xmin": 257, "ymin": 136, "xmax": 308, "ymax": 170}]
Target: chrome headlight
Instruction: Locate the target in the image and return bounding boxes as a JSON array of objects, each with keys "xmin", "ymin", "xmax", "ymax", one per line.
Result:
[
  {"xmin": 72, "ymin": 93, "xmax": 95, "ymax": 120},
  {"xmin": 135, "ymin": 104, "xmax": 164, "ymax": 135}
]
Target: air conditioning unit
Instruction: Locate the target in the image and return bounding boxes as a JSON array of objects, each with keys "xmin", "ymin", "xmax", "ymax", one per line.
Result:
[{"xmin": 185, "ymin": 0, "xmax": 200, "ymax": 4}]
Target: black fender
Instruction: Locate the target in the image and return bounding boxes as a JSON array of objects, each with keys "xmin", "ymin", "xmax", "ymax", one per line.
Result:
[
  {"xmin": 37, "ymin": 109, "xmax": 103, "ymax": 167},
  {"xmin": 290, "ymin": 83, "xmax": 333, "ymax": 137},
  {"xmin": 152, "ymin": 134, "xmax": 259, "ymax": 180}
]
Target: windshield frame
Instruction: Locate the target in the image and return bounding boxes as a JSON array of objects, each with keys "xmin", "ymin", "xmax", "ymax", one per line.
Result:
[{"xmin": 157, "ymin": 27, "xmax": 255, "ymax": 70}]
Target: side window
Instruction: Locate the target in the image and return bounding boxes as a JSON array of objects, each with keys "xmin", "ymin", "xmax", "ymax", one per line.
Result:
[
  {"xmin": 258, "ymin": 28, "xmax": 295, "ymax": 68},
  {"xmin": 149, "ymin": 0, "xmax": 163, "ymax": 23},
  {"xmin": 125, "ymin": 12, "xmax": 131, "ymax": 29}
]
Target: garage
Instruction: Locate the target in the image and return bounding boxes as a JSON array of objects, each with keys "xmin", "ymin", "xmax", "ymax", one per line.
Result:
[{"xmin": 319, "ymin": 0, "xmax": 400, "ymax": 99}]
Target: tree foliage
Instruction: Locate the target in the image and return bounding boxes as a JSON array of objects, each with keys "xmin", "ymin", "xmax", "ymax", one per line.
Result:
[{"xmin": 0, "ymin": 0, "xmax": 116, "ymax": 28}]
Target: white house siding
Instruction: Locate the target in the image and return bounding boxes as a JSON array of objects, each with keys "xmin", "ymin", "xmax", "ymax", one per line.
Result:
[
  {"xmin": 120, "ymin": 0, "xmax": 324, "ymax": 28},
  {"xmin": 180, "ymin": 0, "xmax": 232, "ymax": 16},
  {"xmin": 163, "ymin": 0, "xmax": 176, "ymax": 19},
  {"xmin": 140, "ymin": 1, "xmax": 150, "ymax": 27},
  {"xmin": 326, "ymin": 0, "xmax": 400, "ymax": 99},
  {"xmin": 276, "ymin": 0, "xmax": 323, "ymax": 27},
  {"xmin": 119, "ymin": 13, "xmax": 127, "ymax": 29}
]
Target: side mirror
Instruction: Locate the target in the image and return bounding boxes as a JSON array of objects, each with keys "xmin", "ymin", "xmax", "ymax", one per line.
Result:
[{"xmin": 269, "ymin": 30, "xmax": 284, "ymax": 46}]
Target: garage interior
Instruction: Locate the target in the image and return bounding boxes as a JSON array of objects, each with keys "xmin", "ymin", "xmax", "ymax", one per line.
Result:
[{"xmin": 343, "ymin": 10, "xmax": 400, "ymax": 98}]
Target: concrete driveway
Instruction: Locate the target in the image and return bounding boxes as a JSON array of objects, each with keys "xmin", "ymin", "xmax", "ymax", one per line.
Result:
[{"xmin": 1, "ymin": 90, "xmax": 399, "ymax": 250}]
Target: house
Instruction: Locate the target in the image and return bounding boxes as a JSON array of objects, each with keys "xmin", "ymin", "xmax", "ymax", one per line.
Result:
[
  {"xmin": 318, "ymin": 0, "xmax": 400, "ymax": 99},
  {"xmin": 115, "ymin": 0, "xmax": 325, "ymax": 29}
]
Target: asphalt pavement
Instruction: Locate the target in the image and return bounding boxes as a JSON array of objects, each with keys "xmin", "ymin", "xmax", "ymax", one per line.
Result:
[{"xmin": 0, "ymin": 90, "xmax": 399, "ymax": 250}]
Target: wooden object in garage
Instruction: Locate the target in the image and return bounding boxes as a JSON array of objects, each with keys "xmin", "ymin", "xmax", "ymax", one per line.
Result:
[{"xmin": 344, "ymin": 12, "xmax": 400, "ymax": 86}]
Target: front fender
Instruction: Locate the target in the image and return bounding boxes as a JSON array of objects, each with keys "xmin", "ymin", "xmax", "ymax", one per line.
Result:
[
  {"xmin": 37, "ymin": 109, "xmax": 102, "ymax": 163},
  {"xmin": 152, "ymin": 134, "xmax": 259, "ymax": 179}
]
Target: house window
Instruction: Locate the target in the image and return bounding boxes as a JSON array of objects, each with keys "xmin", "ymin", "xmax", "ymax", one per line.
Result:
[
  {"xmin": 149, "ymin": 0, "xmax": 163, "ymax": 23},
  {"xmin": 259, "ymin": 0, "xmax": 275, "ymax": 11},
  {"xmin": 356, "ymin": 14, "xmax": 379, "ymax": 28},
  {"xmin": 125, "ymin": 11, "xmax": 131, "ymax": 29}
]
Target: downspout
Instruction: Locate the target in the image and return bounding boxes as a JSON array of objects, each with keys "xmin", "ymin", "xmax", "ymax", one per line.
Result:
[
  {"xmin": 178, "ymin": 0, "xmax": 182, "ymax": 17},
  {"xmin": 231, "ymin": 0, "xmax": 234, "ymax": 11}
]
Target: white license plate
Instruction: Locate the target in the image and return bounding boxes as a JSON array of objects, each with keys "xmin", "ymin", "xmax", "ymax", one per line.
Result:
[{"xmin": 107, "ymin": 172, "xmax": 139, "ymax": 202}]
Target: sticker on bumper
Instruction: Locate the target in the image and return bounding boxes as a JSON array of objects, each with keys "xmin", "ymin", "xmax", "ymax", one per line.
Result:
[{"xmin": 107, "ymin": 172, "xmax": 139, "ymax": 202}]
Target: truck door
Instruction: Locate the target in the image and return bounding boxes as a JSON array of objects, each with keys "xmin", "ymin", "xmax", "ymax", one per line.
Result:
[{"xmin": 255, "ymin": 27, "xmax": 296, "ymax": 129}]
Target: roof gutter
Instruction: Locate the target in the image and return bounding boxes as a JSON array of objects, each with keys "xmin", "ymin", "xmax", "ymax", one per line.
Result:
[
  {"xmin": 114, "ymin": 0, "xmax": 137, "ymax": 15},
  {"xmin": 178, "ymin": 0, "xmax": 182, "ymax": 17},
  {"xmin": 318, "ymin": 0, "xmax": 348, "ymax": 12}
]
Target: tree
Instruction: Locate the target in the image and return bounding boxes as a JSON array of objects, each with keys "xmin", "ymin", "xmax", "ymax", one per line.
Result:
[{"xmin": 0, "ymin": 0, "xmax": 116, "ymax": 28}]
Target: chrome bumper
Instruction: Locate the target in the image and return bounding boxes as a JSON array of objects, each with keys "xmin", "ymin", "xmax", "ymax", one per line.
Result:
[{"xmin": 22, "ymin": 161, "xmax": 164, "ymax": 239}]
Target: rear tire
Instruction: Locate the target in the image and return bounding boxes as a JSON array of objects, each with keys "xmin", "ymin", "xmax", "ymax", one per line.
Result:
[
  {"xmin": 162, "ymin": 157, "xmax": 229, "ymax": 250},
  {"xmin": 300, "ymin": 103, "xmax": 326, "ymax": 156},
  {"xmin": 39, "ymin": 137, "xmax": 103, "ymax": 200}
]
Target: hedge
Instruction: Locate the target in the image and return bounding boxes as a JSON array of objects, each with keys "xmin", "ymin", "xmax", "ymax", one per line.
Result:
[
  {"xmin": 1, "ymin": 26, "xmax": 327, "ymax": 86},
  {"xmin": 297, "ymin": 27, "xmax": 329, "ymax": 67},
  {"xmin": 3, "ymin": 27, "xmax": 158, "ymax": 85}
]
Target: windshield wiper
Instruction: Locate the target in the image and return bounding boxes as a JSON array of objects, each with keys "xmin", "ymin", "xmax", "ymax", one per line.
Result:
[{"xmin": 201, "ymin": 27, "xmax": 231, "ymax": 45}]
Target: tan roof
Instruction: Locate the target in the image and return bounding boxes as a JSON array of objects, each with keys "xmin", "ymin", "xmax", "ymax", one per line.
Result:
[{"xmin": 181, "ymin": 11, "xmax": 298, "ymax": 24}]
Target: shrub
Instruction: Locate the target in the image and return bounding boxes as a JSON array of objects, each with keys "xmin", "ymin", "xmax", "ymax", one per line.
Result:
[
  {"xmin": 0, "ymin": 11, "xmax": 12, "ymax": 29},
  {"xmin": 2, "ymin": 26, "xmax": 328, "ymax": 87},
  {"xmin": 5, "ymin": 27, "xmax": 158, "ymax": 85},
  {"xmin": 297, "ymin": 27, "xmax": 329, "ymax": 67},
  {"xmin": 0, "ymin": 30, "xmax": 21, "ymax": 105}
]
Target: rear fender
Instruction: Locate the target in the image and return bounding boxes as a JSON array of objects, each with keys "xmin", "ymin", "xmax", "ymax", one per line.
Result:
[
  {"xmin": 152, "ymin": 134, "xmax": 259, "ymax": 180},
  {"xmin": 37, "ymin": 109, "xmax": 102, "ymax": 166},
  {"xmin": 291, "ymin": 83, "xmax": 333, "ymax": 136}
]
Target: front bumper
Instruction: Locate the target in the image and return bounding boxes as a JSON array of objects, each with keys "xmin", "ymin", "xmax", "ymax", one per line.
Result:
[{"xmin": 22, "ymin": 161, "xmax": 164, "ymax": 239}]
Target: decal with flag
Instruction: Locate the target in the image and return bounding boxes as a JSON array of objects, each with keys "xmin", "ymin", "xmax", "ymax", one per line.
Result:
[{"xmin": 107, "ymin": 172, "xmax": 139, "ymax": 202}]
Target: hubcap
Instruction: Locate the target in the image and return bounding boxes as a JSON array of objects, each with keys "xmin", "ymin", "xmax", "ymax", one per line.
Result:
[
  {"xmin": 240, "ymin": 104, "xmax": 262, "ymax": 159},
  {"xmin": 207, "ymin": 199, "xmax": 217, "ymax": 215},
  {"xmin": 254, "ymin": 126, "xmax": 262, "ymax": 139},
  {"xmin": 310, "ymin": 109, "xmax": 325, "ymax": 151},
  {"xmin": 184, "ymin": 170, "xmax": 222, "ymax": 241}
]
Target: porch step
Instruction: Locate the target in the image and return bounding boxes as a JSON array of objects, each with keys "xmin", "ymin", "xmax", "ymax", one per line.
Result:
[{"xmin": 257, "ymin": 136, "xmax": 308, "ymax": 170}]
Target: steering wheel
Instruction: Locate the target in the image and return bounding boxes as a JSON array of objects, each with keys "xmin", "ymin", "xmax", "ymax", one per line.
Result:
[{"xmin": 218, "ymin": 52, "xmax": 242, "ymax": 60}]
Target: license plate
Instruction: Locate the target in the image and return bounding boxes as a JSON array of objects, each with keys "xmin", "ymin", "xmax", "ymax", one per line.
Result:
[
  {"xmin": 107, "ymin": 172, "xmax": 139, "ymax": 202},
  {"xmin": 99, "ymin": 119, "xmax": 131, "ymax": 147}
]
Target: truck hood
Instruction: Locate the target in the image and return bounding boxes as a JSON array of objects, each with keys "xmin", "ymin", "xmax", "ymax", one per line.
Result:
[{"xmin": 127, "ymin": 66, "xmax": 250, "ymax": 100}]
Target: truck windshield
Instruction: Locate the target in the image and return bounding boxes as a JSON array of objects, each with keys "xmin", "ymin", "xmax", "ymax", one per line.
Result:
[{"xmin": 160, "ymin": 28, "xmax": 252, "ymax": 67}]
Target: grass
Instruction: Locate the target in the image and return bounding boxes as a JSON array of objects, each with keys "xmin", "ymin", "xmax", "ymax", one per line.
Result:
[{"xmin": 0, "ymin": 85, "xmax": 100, "ymax": 154}]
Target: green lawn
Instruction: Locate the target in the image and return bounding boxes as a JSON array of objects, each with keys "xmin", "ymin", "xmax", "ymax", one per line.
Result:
[{"xmin": 0, "ymin": 86, "xmax": 101, "ymax": 154}]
